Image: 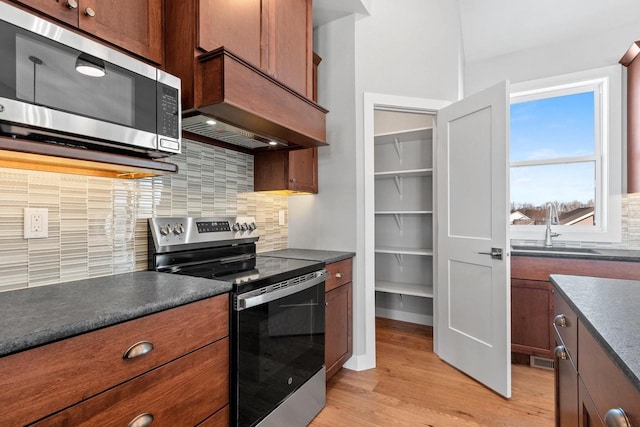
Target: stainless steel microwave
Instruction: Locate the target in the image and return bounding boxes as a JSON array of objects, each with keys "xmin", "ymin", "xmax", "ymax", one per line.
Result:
[{"xmin": 0, "ymin": 2, "xmax": 181, "ymax": 158}]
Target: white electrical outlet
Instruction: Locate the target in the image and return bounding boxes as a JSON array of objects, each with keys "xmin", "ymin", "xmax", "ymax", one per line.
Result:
[
  {"xmin": 278, "ymin": 210, "xmax": 286, "ymax": 226},
  {"xmin": 24, "ymin": 208, "xmax": 48, "ymax": 239}
]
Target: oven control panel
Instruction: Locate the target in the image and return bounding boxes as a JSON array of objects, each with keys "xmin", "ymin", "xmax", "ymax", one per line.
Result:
[
  {"xmin": 196, "ymin": 221, "xmax": 231, "ymax": 233},
  {"xmin": 148, "ymin": 216, "xmax": 259, "ymax": 253}
]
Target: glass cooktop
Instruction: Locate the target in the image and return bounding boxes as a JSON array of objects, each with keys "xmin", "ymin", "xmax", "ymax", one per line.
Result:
[{"xmin": 167, "ymin": 255, "xmax": 325, "ymax": 294}]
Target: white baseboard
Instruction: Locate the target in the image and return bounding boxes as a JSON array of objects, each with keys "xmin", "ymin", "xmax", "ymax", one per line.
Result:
[{"xmin": 342, "ymin": 353, "xmax": 375, "ymax": 371}]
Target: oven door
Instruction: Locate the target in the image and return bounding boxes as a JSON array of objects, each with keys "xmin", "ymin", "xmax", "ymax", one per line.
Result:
[{"xmin": 233, "ymin": 272, "xmax": 326, "ymax": 427}]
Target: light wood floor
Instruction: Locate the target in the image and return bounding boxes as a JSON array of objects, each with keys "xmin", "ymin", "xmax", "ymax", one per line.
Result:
[{"xmin": 311, "ymin": 317, "xmax": 554, "ymax": 427}]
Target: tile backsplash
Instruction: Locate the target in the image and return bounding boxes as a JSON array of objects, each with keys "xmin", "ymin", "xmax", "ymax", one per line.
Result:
[{"xmin": 0, "ymin": 138, "xmax": 288, "ymax": 292}]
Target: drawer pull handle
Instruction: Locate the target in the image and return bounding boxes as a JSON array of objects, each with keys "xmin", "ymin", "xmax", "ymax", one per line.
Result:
[
  {"xmin": 554, "ymin": 345, "xmax": 568, "ymax": 360},
  {"xmin": 604, "ymin": 408, "xmax": 631, "ymax": 427},
  {"xmin": 123, "ymin": 341, "xmax": 154, "ymax": 359},
  {"xmin": 554, "ymin": 314, "xmax": 567, "ymax": 328},
  {"xmin": 335, "ymin": 272, "xmax": 342, "ymax": 278},
  {"xmin": 128, "ymin": 413, "xmax": 154, "ymax": 427}
]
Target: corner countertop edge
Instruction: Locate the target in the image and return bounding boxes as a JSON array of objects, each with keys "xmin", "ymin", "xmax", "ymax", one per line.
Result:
[{"xmin": 550, "ymin": 274, "xmax": 640, "ymax": 393}]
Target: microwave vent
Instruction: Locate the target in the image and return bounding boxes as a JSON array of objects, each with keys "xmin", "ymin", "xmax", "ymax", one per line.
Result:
[{"xmin": 182, "ymin": 114, "xmax": 287, "ymax": 149}]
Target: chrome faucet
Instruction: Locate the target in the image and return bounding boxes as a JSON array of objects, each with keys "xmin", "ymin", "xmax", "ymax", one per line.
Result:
[{"xmin": 544, "ymin": 202, "xmax": 561, "ymax": 247}]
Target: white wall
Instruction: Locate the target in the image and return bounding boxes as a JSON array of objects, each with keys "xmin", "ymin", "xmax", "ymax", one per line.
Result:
[
  {"xmin": 465, "ymin": 21, "xmax": 640, "ymax": 94},
  {"xmin": 289, "ymin": 0, "xmax": 462, "ymax": 370}
]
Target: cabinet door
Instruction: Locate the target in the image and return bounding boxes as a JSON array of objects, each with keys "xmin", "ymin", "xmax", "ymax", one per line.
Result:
[
  {"xmin": 12, "ymin": 0, "xmax": 78, "ymax": 26},
  {"xmin": 289, "ymin": 148, "xmax": 317, "ymax": 193},
  {"xmin": 578, "ymin": 378, "xmax": 604, "ymax": 427},
  {"xmin": 198, "ymin": 0, "xmax": 262, "ymax": 65},
  {"xmin": 266, "ymin": 0, "xmax": 312, "ymax": 96},
  {"xmin": 511, "ymin": 279, "xmax": 554, "ymax": 358},
  {"xmin": 78, "ymin": 0, "xmax": 162, "ymax": 63},
  {"xmin": 556, "ymin": 344, "xmax": 579, "ymax": 427},
  {"xmin": 325, "ymin": 282, "xmax": 352, "ymax": 381}
]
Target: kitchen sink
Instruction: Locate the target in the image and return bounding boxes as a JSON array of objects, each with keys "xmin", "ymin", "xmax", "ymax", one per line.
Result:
[{"xmin": 511, "ymin": 245, "xmax": 600, "ymax": 255}]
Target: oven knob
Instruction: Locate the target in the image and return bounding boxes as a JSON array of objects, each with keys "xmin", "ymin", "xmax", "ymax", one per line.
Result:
[
  {"xmin": 159, "ymin": 224, "xmax": 172, "ymax": 236},
  {"xmin": 232, "ymin": 223, "xmax": 241, "ymax": 232},
  {"xmin": 248, "ymin": 222, "xmax": 257, "ymax": 231},
  {"xmin": 173, "ymin": 224, "xmax": 185, "ymax": 235},
  {"xmin": 240, "ymin": 223, "xmax": 248, "ymax": 231}
]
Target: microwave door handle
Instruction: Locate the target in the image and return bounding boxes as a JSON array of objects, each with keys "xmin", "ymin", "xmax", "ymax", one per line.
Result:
[{"xmin": 235, "ymin": 271, "xmax": 327, "ymax": 311}]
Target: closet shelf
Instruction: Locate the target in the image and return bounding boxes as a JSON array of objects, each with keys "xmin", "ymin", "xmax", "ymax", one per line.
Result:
[
  {"xmin": 375, "ymin": 246, "xmax": 433, "ymax": 256},
  {"xmin": 375, "ymin": 210, "xmax": 433, "ymax": 215},
  {"xmin": 375, "ymin": 281, "xmax": 434, "ymax": 298},
  {"xmin": 374, "ymin": 127, "xmax": 433, "ymax": 145},
  {"xmin": 374, "ymin": 168, "xmax": 433, "ymax": 178}
]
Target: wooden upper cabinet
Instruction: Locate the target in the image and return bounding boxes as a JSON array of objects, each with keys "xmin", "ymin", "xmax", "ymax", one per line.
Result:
[
  {"xmin": 78, "ymin": 0, "xmax": 162, "ymax": 64},
  {"xmin": 289, "ymin": 148, "xmax": 318, "ymax": 193},
  {"xmin": 254, "ymin": 147, "xmax": 317, "ymax": 193},
  {"xmin": 621, "ymin": 42, "xmax": 640, "ymax": 193},
  {"xmin": 10, "ymin": 0, "xmax": 162, "ymax": 64},
  {"xmin": 197, "ymin": 0, "xmax": 313, "ymax": 97},
  {"xmin": 266, "ymin": 0, "xmax": 312, "ymax": 96},
  {"xmin": 198, "ymin": 0, "xmax": 262, "ymax": 65},
  {"xmin": 12, "ymin": 0, "xmax": 78, "ymax": 26}
]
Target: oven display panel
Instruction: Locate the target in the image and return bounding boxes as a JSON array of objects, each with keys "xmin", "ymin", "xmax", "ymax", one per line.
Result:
[{"xmin": 196, "ymin": 221, "xmax": 231, "ymax": 233}]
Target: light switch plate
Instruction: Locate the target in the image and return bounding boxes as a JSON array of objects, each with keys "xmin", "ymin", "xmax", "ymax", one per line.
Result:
[
  {"xmin": 24, "ymin": 208, "xmax": 48, "ymax": 239},
  {"xmin": 279, "ymin": 210, "xmax": 286, "ymax": 226}
]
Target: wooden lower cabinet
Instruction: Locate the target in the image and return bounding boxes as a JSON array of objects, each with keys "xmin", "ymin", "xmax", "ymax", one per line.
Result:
[
  {"xmin": 198, "ymin": 405, "xmax": 230, "ymax": 427},
  {"xmin": 554, "ymin": 289, "xmax": 580, "ymax": 427},
  {"xmin": 512, "ymin": 279, "xmax": 554, "ymax": 359},
  {"xmin": 578, "ymin": 378, "xmax": 602, "ymax": 427},
  {"xmin": 512, "ymin": 255, "xmax": 640, "ymax": 364},
  {"xmin": 555, "ymin": 338, "xmax": 579, "ymax": 426},
  {"xmin": 324, "ymin": 258, "xmax": 353, "ymax": 381},
  {"xmin": 0, "ymin": 294, "xmax": 230, "ymax": 426},
  {"xmin": 34, "ymin": 340, "xmax": 229, "ymax": 426},
  {"xmin": 554, "ymin": 291, "xmax": 640, "ymax": 427}
]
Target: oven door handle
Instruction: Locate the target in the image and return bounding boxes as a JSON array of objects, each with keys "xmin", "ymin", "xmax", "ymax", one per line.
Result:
[{"xmin": 236, "ymin": 270, "xmax": 328, "ymax": 311}]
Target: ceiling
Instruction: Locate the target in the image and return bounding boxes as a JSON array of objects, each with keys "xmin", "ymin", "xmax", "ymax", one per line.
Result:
[
  {"xmin": 313, "ymin": 0, "xmax": 640, "ymax": 64},
  {"xmin": 458, "ymin": 0, "xmax": 640, "ymax": 63},
  {"xmin": 312, "ymin": 0, "xmax": 370, "ymax": 28}
]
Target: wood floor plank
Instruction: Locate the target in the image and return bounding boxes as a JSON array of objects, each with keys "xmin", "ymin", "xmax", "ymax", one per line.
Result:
[{"xmin": 311, "ymin": 317, "xmax": 554, "ymax": 426}]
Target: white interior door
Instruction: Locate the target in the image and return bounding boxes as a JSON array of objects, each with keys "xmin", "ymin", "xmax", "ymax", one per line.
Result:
[{"xmin": 435, "ymin": 81, "xmax": 511, "ymax": 398}]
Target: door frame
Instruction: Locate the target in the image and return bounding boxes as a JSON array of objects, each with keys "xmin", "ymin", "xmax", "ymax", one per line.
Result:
[{"xmin": 362, "ymin": 93, "xmax": 450, "ymax": 368}]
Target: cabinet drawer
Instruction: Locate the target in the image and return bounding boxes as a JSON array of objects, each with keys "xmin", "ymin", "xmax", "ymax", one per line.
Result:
[
  {"xmin": 578, "ymin": 322, "xmax": 640, "ymax": 426},
  {"xmin": 0, "ymin": 294, "xmax": 229, "ymax": 426},
  {"xmin": 33, "ymin": 339, "xmax": 229, "ymax": 426},
  {"xmin": 553, "ymin": 292, "xmax": 578, "ymax": 365},
  {"xmin": 325, "ymin": 258, "xmax": 353, "ymax": 292},
  {"xmin": 198, "ymin": 405, "xmax": 230, "ymax": 426}
]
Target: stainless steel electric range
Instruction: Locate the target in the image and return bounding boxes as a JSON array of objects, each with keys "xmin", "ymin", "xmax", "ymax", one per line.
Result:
[{"xmin": 148, "ymin": 217, "xmax": 327, "ymax": 427}]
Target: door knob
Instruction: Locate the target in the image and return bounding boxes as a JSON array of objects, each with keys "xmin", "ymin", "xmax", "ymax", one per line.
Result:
[{"xmin": 477, "ymin": 248, "xmax": 503, "ymax": 260}]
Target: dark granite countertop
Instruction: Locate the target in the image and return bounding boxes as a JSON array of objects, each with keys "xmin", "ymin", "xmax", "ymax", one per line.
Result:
[
  {"xmin": 511, "ymin": 246, "xmax": 640, "ymax": 262},
  {"xmin": 550, "ymin": 274, "xmax": 640, "ymax": 392},
  {"xmin": 0, "ymin": 271, "xmax": 231, "ymax": 357},
  {"xmin": 259, "ymin": 248, "xmax": 355, "ymax": 264}
]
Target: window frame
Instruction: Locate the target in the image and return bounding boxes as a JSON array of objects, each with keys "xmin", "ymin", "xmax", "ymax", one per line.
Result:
[{"xmin": 509, "ymin": 65, "xmax": 622, "ymax": 243}]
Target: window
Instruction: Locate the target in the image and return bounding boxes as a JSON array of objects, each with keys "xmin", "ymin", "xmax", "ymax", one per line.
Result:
[{"xmin": 509, "ymin": 66, "xmax": 622, "ymax": 243}]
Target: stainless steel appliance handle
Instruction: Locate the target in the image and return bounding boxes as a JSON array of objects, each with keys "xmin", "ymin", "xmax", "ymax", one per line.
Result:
[{"xmin": 236, "ymin": 271, "xmax": 327, "ymax": 311}]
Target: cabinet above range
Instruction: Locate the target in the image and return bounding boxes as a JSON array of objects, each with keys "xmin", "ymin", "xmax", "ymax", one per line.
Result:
[{"xmin": 164, "ymin": 0, "xmax": 328, "ymax": 151}]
